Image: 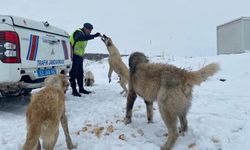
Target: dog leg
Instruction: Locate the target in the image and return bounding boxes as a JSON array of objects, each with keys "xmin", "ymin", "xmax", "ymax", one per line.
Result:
[
  {"xmin": 120, "ymin": 89, "xmax": 125, "ymax": 94},
  {"xmin": 144, "ymin": 100, "xmax": 153, "ymax": 123},
  {"xmin": 108, "ymin": 67, "xmax": 113, "ymax": 83},
  {"xmin": 124, "ymin": 90, "xmax": 137, "ymax": 124},
  {"xmin": 40, "ymin": 121, "xmax": 60, "ymax": 150},
  {"xmin": 159, "ymin": 107, "xmax": 178, "ymax": 150},
  {"xmin": 119, "ymin": 77, "xmax": 128, "ymax": 97},
  {"xmin": 41, "ymin": 127, "xmax": 59, "ymax": 150},
  {"xmin": 61, "ymin": 112, "xmax": 77, "ymax": 150},
  {"xmin": 178, "ymin": 114, "xmax": 188, "ymax": 135},
  {"xmin": 37, "ymin": 141, "xmax": 41, "ymax": 150},
  {"xmin": 22, "ymin": 123, "xmax": 41, "ymax": 150},
  {"xmin": 120, "ymin": 89, "xmax": 127, "ymax": 97},
  {"xmin": 158, "ymin": 95, "xmax": 178, "ymax": 150}
]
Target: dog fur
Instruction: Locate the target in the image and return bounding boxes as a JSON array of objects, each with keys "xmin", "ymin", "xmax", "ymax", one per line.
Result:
[
  {"xmin": 84, "ymin": 71, "xmax": 95, "ymax": 86},
  {"xmin": 101, "ymin": 35, "xmax": 129, "ymax": 96},
  {"xmin": 22, "ymin": 74, "xmax": 76, "ymax": 150},
  {"xmin": 124, "ymin": 52, "xmax": 220, "ymax": 150}
]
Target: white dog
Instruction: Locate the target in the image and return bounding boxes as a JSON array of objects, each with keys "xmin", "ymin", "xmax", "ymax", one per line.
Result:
[
  {"xmin": 101, "ymin": 34, "xmax": 129, "ymax": 96},
  {"xmin": 84, "ymin": 71, "xmax": 95, "ymax": 86}
]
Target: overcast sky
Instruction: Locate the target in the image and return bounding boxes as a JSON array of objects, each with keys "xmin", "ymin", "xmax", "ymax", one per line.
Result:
[{"xmin": 1, "ymin": 0, "xmax": 250, "ymax": 56}]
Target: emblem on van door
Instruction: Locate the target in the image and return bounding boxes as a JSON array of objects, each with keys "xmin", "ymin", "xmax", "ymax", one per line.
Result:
[{"xmin": 51, "ymin": 49, "xmax": 55, "ymax": 55}]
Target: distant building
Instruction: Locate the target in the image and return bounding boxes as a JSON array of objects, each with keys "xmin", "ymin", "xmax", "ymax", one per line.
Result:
[{"xmin": 217, "ymin": 17, "xmax": 250, "ymax": 55}]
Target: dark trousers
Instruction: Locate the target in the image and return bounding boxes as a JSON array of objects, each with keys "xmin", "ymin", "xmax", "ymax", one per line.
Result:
[{"xmin": 69, "ymin": 54, "xmax": 84, "ymax": 92}]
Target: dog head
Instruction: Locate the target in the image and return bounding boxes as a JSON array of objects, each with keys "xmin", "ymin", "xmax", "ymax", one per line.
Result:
[
  {"xmin": 85, "ymin": 78, "xmax": 94, "ymax": 86},
  {"xmin": 129, "ymin": 52, "xmax": 149, "ymax": 74},
  {"xmin": 84, "ymin": 71, "xmax": 95, "ymax": 86},
  {"xmin": 101, "ymin": 34, "xmax": 113, "ymax": 47},
  {"xmin": 45, "ymin": 74, "xmax": 69, "ymax": 93}
]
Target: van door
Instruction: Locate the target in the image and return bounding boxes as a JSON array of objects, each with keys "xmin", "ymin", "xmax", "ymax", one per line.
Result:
[{"xmin": 11, "ymin": 16, "xmax": 71, "ymax": 80}]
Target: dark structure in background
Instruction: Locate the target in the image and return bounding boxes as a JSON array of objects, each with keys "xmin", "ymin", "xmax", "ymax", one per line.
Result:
[{"xmin": 83, "ymin": 53, "xmax": 128, "ymax": 61}]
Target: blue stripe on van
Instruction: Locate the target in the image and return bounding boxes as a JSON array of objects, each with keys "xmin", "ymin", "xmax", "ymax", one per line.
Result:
[{"xmin": 26, "ymin": 35, "xmax": 32, "ymax": 60}]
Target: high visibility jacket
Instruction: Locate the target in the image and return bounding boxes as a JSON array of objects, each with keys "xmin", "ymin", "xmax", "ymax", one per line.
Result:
[{"xmin": 70, "ymin": 29, "xmax": 87, "ymax": 57}]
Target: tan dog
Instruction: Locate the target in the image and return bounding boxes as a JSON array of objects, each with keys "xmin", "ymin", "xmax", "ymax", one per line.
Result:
[
  {"xmin": 124, "ymin": 52, "xmax": 220, "ymax": 150},
  {"xmin": 101, "ymin": 34, "xmax": 129, "ymax": 96},
  {"xmin": 22, "ymin": 74, "xmax": 76, "ymax": 150},
  {"xmin": 84, "ymin": 71, "xmax": 95, "ymax": 86}
]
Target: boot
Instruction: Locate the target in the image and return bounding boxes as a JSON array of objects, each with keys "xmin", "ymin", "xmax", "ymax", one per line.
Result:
[
  {"xmin": 79, "ymin": 88, "xmax": 91, "ymax": 94},
  {"xmin": 72, "ymin": 90, "xmax": 81, "ymax": 97},
  {"xmin": 77, "ymin": 77, "xmax": 91, "ymax": 94},
  {"xmin": 70, "ymin": 78, "xmax": 81, "ymax": 97}
]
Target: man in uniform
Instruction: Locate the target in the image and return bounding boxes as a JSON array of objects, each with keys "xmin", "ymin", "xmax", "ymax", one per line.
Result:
[{"xmin": 69, "ymin": 23, "xmax": 101, "ymax": 97}]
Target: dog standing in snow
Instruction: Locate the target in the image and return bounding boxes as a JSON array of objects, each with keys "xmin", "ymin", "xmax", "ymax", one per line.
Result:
[
  {"xmin": 124, "ymin": 52, "xmax": 220, "ymax": 150},
  {"xmin": 101, "ymin": 34, "xmax": 129, "ymax": 96},
  {"xmin": 22, "ymin": 74, "xmax": 76, "ymax": 150},
  {"xmin": 84, "ymin": 71, "xmax": 95, "ymax": 86}
]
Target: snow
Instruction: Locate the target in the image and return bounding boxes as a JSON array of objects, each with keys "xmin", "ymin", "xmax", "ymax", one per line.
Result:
[
  {"xmin": 1, "ymin": 52, "xmax": 250, "ymax": 150},
  {"xmin": 1, "ymin": 0, "xmax": 250, "ymax": 149}
]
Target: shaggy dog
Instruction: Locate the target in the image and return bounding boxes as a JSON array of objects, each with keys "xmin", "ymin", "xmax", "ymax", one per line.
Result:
[
  {"xmin": 84, "ymin": 71, "xmax": 95, "ymax": 86},
  {"xmin": 124, "ymin": 52, "xmax": 220, "ymax": 150},
  {"xmin": 22, "ymin": 74, "xmax": 76, "ymax": 150},
  {"xmin": 101, "ymin": 34, "xmax": 129, "ymax": 96}
]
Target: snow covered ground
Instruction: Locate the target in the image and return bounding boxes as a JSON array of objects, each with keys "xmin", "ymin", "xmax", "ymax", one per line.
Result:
[{"xmin": 0, "ymin": 52, "xmax": 250, "ymax": 150}]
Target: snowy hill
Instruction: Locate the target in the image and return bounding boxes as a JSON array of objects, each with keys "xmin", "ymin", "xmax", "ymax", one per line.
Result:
[{"xmin": 0, "ymin": 52, "xmax": 250, "ymax": 150}]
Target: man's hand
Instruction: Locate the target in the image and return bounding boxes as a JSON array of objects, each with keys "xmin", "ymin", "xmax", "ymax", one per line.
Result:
[{"xmin": 94, "ymin": 32, "xmax": 101, "ymax": 37}]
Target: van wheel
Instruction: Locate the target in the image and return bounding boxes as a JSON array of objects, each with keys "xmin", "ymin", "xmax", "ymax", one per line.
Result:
[{"xmin": 21, "ymin": 89, "xmax": 32, "ymax": 96}]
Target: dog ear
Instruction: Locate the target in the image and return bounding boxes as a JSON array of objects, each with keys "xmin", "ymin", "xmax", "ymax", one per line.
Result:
[
  {"xmin": 129, "ymin": 57, "xmax": 137, "ymax": 74},
  {"xmin": 129, "ymin": 64, "xmax": 137, "ymax": 74},
  {"xmin": 129, "ymin": 52, "xmax": 149, "ymax": 74}
]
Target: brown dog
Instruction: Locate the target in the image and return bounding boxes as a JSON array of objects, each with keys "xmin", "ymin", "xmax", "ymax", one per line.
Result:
[
  {"xmin": 101, "ymin": 34, "xmax": 129, "ymax": 96},
  {"xmin": 22, "ymin": 74, "xmax": 76, "ymax": 150},
  {"xmin": 84, "ymin": 71, "xmax": 95, "ymax": 86},
  {"xmin": 124, "ymin": 52, "xmax": 220, "ymax": 150}
]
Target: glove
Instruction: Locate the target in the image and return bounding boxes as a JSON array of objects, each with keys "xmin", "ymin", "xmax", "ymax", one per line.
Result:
[{"xmin": 94, "ymin": 32, "xmax": 101, "ymax": 37}]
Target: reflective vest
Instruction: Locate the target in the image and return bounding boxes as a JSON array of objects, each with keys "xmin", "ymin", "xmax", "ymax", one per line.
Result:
[{"xmin": 70, "ymin": 29, "xmax": 87, "ymax": 57}]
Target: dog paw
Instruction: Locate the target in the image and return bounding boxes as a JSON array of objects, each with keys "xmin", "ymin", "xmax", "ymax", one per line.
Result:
[
  {"xmin": 122, "ymin": 93, "xmax": 128, "ymax": 97},
  {"xmin": 161, "ymin": 146, "xmax": 171, "ymax": 150},
  {"xmin": 148, "ymin": 117, "xmax": 153, "ymax": 124},
  {"xmin": 67, "ymin": 143, "xmax": 77, "ymax": 150},
  {"xmin": 148, "ymin": 118, "xmax": 153, "ymax": 124},
  {"xmin": 124, "ymin": 117, "xmax": 132, "ymax": 125},
  {"xmin": 161, "ymin": 142, "xmax": 172, "ymax": 150},
  {"xmin": 178, "ymin": 127, "xmax": 187, "ymax": 136}
]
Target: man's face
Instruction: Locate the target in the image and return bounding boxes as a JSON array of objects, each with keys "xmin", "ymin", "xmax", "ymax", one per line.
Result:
[{"xmin": 84, "ymin": 28, "xmax": 92, "ymax": 35}]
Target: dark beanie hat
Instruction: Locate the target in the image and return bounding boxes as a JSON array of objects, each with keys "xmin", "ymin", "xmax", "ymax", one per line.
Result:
[{"xmin": 83, "ymin": 23, "xmax": 93, "ymax": 30}]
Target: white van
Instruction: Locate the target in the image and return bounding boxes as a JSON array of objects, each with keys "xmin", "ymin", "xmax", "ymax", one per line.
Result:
[{"xmin": 0, "ymin": 15, "xmax": 72, "ymax": 96}]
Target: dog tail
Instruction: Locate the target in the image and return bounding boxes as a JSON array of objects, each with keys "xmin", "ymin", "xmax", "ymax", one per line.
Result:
[{"xmin": 188, "ymin": 63, "xmax": 220, "ymax": 85}]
